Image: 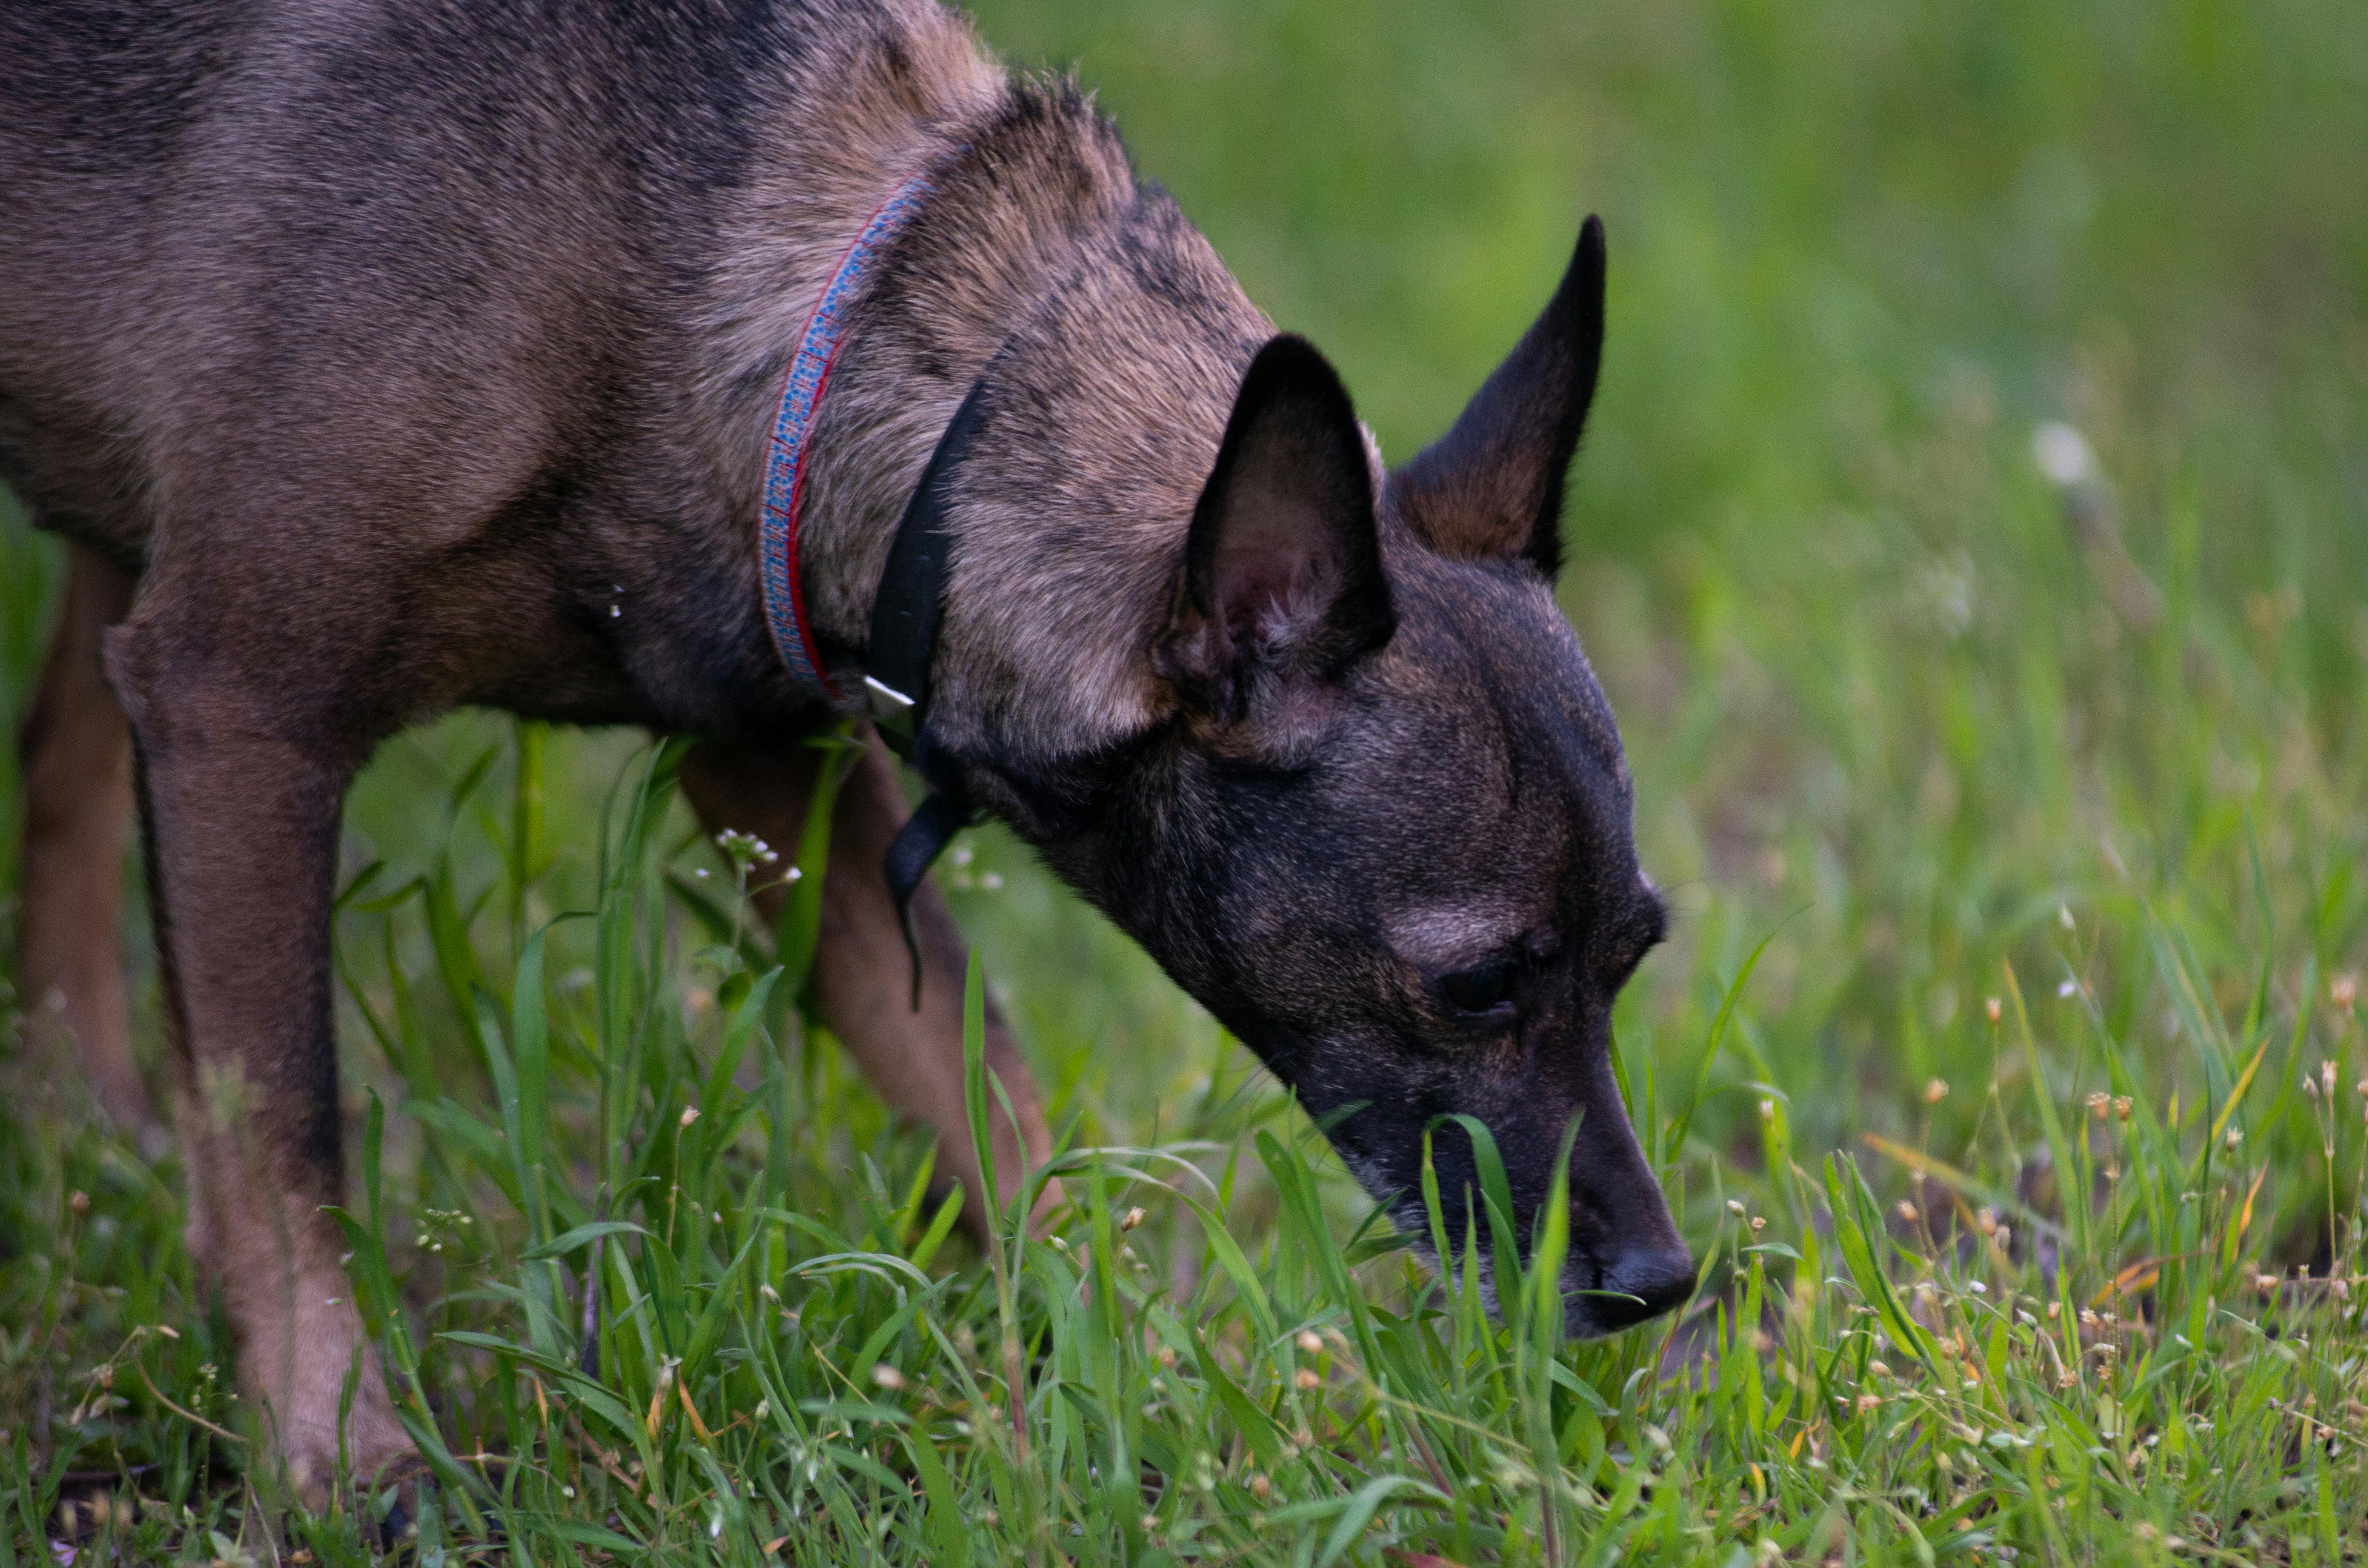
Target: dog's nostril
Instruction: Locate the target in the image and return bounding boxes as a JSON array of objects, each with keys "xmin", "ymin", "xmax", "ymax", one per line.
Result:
[{"xmin": 1604, "ymin": 1245, "xmax": 1696, "ymax": 1320}]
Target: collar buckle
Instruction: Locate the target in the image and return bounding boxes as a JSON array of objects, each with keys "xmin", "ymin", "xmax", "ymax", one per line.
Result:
[{"xmin": 861, "ymin": 674, "xmax": 918, "ymax": 750}]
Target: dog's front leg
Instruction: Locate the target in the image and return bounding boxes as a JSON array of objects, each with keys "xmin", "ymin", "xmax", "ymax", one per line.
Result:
[
  {"xmin": 680, "ymin": 734, "xmax": 1057, "ymax": 1230},
  {"xmin": 101, "ymin": 618, "xmax": 412, "ymax": 1508}
]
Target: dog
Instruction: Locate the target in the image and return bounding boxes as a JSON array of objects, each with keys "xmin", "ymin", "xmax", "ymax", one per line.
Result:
[{"xmin": 2, "ymin": 0, "xmax": 1693, "ymax": 1502}]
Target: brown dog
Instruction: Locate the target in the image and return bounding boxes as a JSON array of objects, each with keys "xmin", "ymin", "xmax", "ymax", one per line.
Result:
[{"xmin": 4, "ymin": 0, "xmax": 1690, "ymax": 1502}]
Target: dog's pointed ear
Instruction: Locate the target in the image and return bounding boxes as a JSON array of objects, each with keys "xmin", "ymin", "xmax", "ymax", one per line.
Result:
[
  {"xmin": 1389, "ymin": 216, "xmax": 1607, "ymax": 579},
  {"xmin": 1158, "ymin": 334, "xmax": 1394, "ymax": 727}
]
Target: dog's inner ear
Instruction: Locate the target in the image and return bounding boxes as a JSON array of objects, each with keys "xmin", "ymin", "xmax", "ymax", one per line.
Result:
[
  {"xmin": 1159, "ymin": 334, "xmax": 1394, "ymax": 729},
  {"xmin": 1387, "ymin": 215, "xmax": 1608, "ymax": 579}
]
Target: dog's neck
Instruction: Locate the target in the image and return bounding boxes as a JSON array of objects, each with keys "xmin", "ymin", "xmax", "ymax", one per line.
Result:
[
  {"xmin": 707, "ymin": 12, "xmax": 1274, "ymax": 767},
  {"xmin": 821, "ymin": 168, "xmax": 1273, "ymax": 767}
]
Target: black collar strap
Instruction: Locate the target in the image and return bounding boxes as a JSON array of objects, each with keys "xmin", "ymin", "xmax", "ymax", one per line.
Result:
[{"xmin": 863, "ymin": 374, "xmax": 991, "ymax": 1005}]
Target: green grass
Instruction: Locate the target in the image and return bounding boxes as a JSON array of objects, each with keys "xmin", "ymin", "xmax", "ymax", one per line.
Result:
[{"xmin": 4, "ymin": 0, "xmax": 2367, "ymax": 1561}]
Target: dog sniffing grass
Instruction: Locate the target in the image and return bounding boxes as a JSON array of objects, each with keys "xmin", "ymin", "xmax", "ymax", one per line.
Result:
[{"xmin": 6, "ymin": 0, "xmax": 2367, "ymax": 1562}]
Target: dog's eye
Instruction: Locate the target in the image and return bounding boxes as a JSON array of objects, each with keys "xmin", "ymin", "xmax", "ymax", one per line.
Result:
[{"xmin": 1440, "ymin": 959, "xmax": 1519, "ymax": 1016}]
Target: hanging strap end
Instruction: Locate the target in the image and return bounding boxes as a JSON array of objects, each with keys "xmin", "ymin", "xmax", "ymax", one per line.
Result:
[{"xmin": 882, "ymin": 789, "xmax": 974, "ymax": 1011}]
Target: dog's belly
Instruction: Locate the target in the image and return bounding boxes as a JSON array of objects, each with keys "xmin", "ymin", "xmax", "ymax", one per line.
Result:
[{"xmin": 0, "ymin": 399, "xmax": 152, "ymax": 578}]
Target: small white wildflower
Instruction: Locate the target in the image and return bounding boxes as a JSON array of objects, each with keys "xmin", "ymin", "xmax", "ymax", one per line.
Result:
[{"xmin": 2033, "ymin": 423, "xmax": 2095, "ymax": 487}]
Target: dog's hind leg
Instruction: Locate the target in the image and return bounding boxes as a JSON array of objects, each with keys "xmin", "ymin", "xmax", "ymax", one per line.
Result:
[
  {"xmin": 17, "ymin": 543, "xmax": 152, "ymax": 1142},
  {"xmin": 102, "ymin": 604, "xmax": 412, "ymax": 1508},
  {"xmin": 680, "ymin": 733, "xmax": 1056, "ymax": 1228}
]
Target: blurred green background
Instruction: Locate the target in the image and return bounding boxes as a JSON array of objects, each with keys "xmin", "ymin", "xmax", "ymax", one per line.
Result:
[{"xmin": 4, "ymin": 0, "xmax": 2365, "ymax": 1260}]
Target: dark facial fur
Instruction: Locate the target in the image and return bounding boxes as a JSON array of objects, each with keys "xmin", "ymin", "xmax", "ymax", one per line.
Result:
[{"xmin": 956, "ymin": 232, "xmax": 1695, "ymax": 1336}]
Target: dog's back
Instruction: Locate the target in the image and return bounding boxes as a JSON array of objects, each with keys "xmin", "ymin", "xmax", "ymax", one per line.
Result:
[{"xmin": 0, "ymin": 0, "xmax": 1007, "ymax": 591}]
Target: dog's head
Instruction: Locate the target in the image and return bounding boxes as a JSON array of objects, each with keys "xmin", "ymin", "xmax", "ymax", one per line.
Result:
[{"xmin": 988, "ymin": 219, "xmax": 1690, "ymax": 1335}]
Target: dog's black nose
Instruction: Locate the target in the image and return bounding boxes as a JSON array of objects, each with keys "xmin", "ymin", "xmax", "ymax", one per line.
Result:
[{"xmin": 1591, "ymin": 1244, "xmax": 1696, "ymax": 1329}]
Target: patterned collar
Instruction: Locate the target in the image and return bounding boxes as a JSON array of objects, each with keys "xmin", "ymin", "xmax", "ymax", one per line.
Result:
[
  {"xmin": 758, "ymin": 171, "xmax": 936, "ymax": 701},
  {"xmin": 757, "ymin": 169, "xmax": 989, "ymax": 1001}
]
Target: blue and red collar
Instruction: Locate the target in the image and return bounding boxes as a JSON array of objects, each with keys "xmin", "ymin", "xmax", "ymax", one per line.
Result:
[
  {"xmin": 758, "ymin": 170, "xmax": 936, "ymax": 702},
  {"xmin": 758, "ymin": 168, "xmax": 992, "ymax": 1001}
]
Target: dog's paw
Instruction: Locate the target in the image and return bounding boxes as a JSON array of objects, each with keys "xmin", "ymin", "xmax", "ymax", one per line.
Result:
[
  {"xmin": 261, "ymin": 1344, "xmax": 418, "ymax": 1523},
  {"xmin": 366, "ymin": 1451, "xmax": 432, "ymax": 1554}
]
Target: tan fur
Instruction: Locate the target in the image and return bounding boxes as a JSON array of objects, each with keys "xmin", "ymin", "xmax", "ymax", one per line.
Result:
[
  {"xmin": 17, "ymin": 545, "xmax": 148, "ymax": 1138},
  {"xmin": 678, "ymin": 734, "xmax": 1056, "ymax": 1222},
  {"xmin": 179, "ymin": 1061, "xmax": 414, "ymax": 1499},
  {"xmin": 805, "ymin": 132, "xmax": 1275, "ymax": 761}
]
